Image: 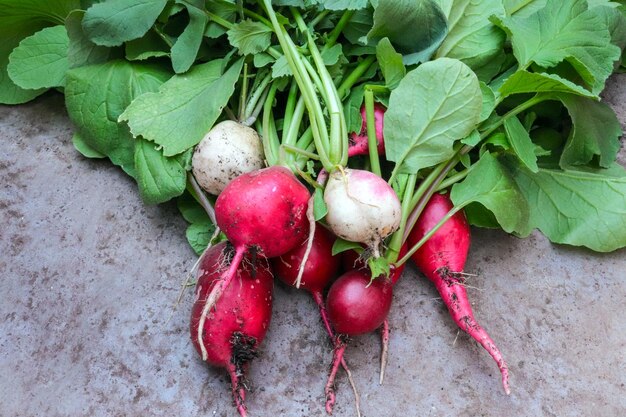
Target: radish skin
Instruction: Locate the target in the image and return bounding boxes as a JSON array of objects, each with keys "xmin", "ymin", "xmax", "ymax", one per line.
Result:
[
  {"xmin": 324, "ymin": 168, "xmax": 401, "ymax": 257},
  {"xmin": 190, "ymin": 242, "xmax": 273, "ymax": 417},
  {"xmin": 192, "ymin": 120, "xmax": 265, "ymax": 195},
  {"xmin": 408, "ymin": 193, "xmax": 511, "ymax": 394},
  {"xmin": 348, "ymin": 103, "xmax": 386, "ymax": 157}
]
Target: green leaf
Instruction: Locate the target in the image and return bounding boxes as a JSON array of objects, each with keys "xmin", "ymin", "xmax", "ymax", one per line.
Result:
[
  {"xmin": 125, "ymin": 29, "xmax": 170, "ymax": 61},
  {"xmin": 505, "ymin": 158, "xmax": 626, "ymax": 252},
  {"xmin": 344, "ymin": 84, "xmax": 365, "ymax": 134},
  {"xmin": 82, "ymin": 0, "xmax": 168, "ymax": 46},
  {"xmin": 253, "ymin": 52, "xmax": 275, "ymax": 68},
  {"xmin": 461, "ymin": 129, "xmax": 481, "ymax": 147},
  {"xmin": 320, "ymin": 0, "xmax": 369, "ymax": 10},
  {"xmin": 367, "ymin": 0, "xmax": 448, "ymax": 65},
  {"xmin": 120, "ymin": 58, "xmax": 244, "ymax": 156},
  {"xmin": 450, "ymin": 152, "xmax": 529, "ymax": 233},
  {"xmin": 344, "ymin": 8, "xmax": 373, "ymax": 45},
  {"xmin": 313, "ymin": 188, "xmax": 328, "ymax": 221},
  {"xmin": 227, "ymin": 19, "xmax": 272, "ymax": 56},
  {"xmin": 65, "ymin": 60, "xmax": 171, "ymax": 176},
  {"xmin": 498, "ymin": 70, "xmax": 598, "ymax": 98},
  {"xmin": 503, "ymin": 116, "xmax": 539, "ymax": 172},
  {"xmin": 558, "ymin": 94, "xmax": 623, "ymax": 168},
  {"xmin": 321, "ymin": 44, "xmax": 344, "ymax": 66},
  {"xmin": 205, "ymin": 1, "xmax": 236, "ymax": 39},
  {"xmin": 434, "ymin": 0, "xmax": 506, "ymax": 70},
  {"xmin": 186, "ymin": 222, "xmax": 217, "ymax": 255},
  {"xmin": 503, "ymin": 0, "xmax": 546, "ymax": 17},
  {"xmin": 177, "ymin": 191, "xmax": 211, "ymax": 224},
  {"xmin": 7, "ymin": 25, "xmax": 69, "ymax": 89},
  {"xmin": 479, "ymin": 81, "xmax": 496, "ymax": 122},
  {"xmin": 492, "ymin": 0, "xmax": 621, "ymax": 94},
  {"xmin": 271, "ymin": 55, "xmax": 292, "ymax": 78},
  {"xmin": 66, "ymin": 10, "xmax": 111, "ymax": 69},
  {"xmin": 134, "ymin": 138, "xmax": 189, "ymax": 204},
  {"xmin": 332, "ymin": 238, "xmax": 363, "ymax": 256},
  {"xmin": 376, "ymin": 37, "xmax": 405, "ymax": 90},
  {"xmin": 368, "ymin": 256, "xmax": 390, "ymax": 280},
  {"xmin": 72, "ymin": 132, "xmax": 105, "ymax": 159},
  {"xmin": 385, "ymin": 58, "xmax": 482, "ymax": 175},
  {"xmin": 171, "ymin": 0, "xmax": 209, "ymax": 74},
  {"xmin": 0, "ymin": 0, "xmax": 79, "ymax": 104}
]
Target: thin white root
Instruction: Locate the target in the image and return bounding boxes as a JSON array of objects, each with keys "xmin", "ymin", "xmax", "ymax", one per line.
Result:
[
  {"xmin": 344, "ymin": 358, "xmax": 362, "ymax": 417},
  {"xmin": 197, "ymin": 247, "xmax": 245, "ymax": 361},
  {"xmin": 295, "ymin": 196, "xmax": 316, "ymax": 289}
]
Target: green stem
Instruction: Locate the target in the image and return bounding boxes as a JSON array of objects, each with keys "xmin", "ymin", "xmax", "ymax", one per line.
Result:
[
  {"xmin": 281, "ymin": 144, "xmax": 320, "ymax": 160},
  {"xmin": 206, "ymin": 11, "xmax": 235, "ymax": 29},
  {"xmin": 324, "ymin": 10, "xmax": 355, "ymax": 50},
  {"xmin": 481, "ymin": 94, "xmax": 548, "ymax": 140},
  {"xmin": 239, "ymin": 62, "xmax": 249, "ymax": 121},
  {"xmin": 243, "ymin": 71, "xmax": 272, "ymax": 124},
  {"xmin": 262, "ymin": 82, "xmax": 281, "ymax": 166},
  {"xmin": 284, "ymin": 96, "xmax": 306, "ymax": 146},
  {"xmin": 293, "ymin": 8, "xmax": 347, "ymax": 167},
  {"xmin": 214, "ymin": 0, "xmax": 272, "ymax": 27},
  {"xmin": 337, "ymin": 55, "xmax": 376, "ymax": 98},
  {"xmin": 310, "ymin": 10, "xmax": 330, "ymax": 28},
  {"xmin": 282, "ymin": 80, "xmax": 299, "ymax": 142},
  {"xmin": 396, "ymin": 204, "xmax": 466, "ymax": 266},
  {"xmin": 364, "ymin": 88, "xmax": 382, "ymax": 177},
  {"xmin": 386, "ymin": 174, "xmax": 417, "ymax": 264},
  {"xmin": 435, "ymin": 167, "xmax": 470, "ymax": 192}
]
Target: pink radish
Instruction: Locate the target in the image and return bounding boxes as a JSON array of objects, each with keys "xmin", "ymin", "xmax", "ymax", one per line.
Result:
[
  {"xmin": 408, "ymin": 193, "xmax": 510, "ymax": 394},
  {"xmin": 190, "ymin": 242, "xmax": 274, "ymax": 417},
  {"xmin": 348, "ymin": 102, "xmax": 386, "ymax": 157},
  {"xmin": 324, "ymin": 269, "xmax": 393, "ymax": 413},
  {"xmin": 196, "ymin": 166, "xmax": 309, "ymax": 368},
  {"xmin": 324, "ymin": 168, "xmax": 401, "ymax": 258}
]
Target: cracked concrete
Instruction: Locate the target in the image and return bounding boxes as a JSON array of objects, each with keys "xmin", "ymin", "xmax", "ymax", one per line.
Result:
[{"xmin": 1, "ymin": 74, "xmax": 625, "ymax": 417}]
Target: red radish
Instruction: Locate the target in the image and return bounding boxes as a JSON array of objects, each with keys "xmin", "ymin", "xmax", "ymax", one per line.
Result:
[
  {"xmin": 196, "ymin": 166, "xmax": 309, "ymax": 364},
  {"xmin": 272, "ymin": 227, "xmax": 361, "ymax": 415},
  {"xmin": 324, "ymin": 269, "xmax": 393, "ymax": 413},
  {"xmin": 348, "ymin": 102, "xmax": 386, "ymax": 157},
  {"xmin": 408, "ymin": 193, "xmax": 510, "ymax": 394},
  {"xmin": 324, "ymin": 168, "xmax": 401, "ymax": 257},
  {"xmin": 190, "ymin": 242, "xmax": 274, "ymax": 417}
]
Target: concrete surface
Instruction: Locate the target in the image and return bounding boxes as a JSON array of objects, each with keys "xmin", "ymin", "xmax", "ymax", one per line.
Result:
[{"xmin": 1, "ymin": 75, "xmax": 625, "ymax": 417}]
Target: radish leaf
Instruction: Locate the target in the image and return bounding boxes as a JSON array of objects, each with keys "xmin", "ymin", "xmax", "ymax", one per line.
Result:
[
  {"xmin": 503, "ymin": 116, "xmax": 539, "ymax": 173},
  {"xmin": 506, "ymin": 158, "xmax": 626, "ymax": 252},
  {"xmin": 367, "ymin": 0, "xmax": 448, "ymax": 65},
  {"xmin": 385, "ymin": 58, "xmax": 482, "ymax": 175},
  {"xmin": 134, "ymin": 139, "xmax": 189, "ymax": 204},
  {"xmin": 499, "ymin": 71, "xmax": 597, "ymax": 99},
  {"xmin": 82, "ymin": 0, "xmax": 168, "ymax": 47},
  {"xmin": 492, "ymin": 0, "xmax": 621, "ymax": 94},
  {"xmin": 65, "ymin": 60, "xmax": 171, "ymax": 177},
  {"xmin": 558, "ymin": 94, "xmax": 623, "ymax": 168},
  {"xmin": 120, "ymin": 58, "xmax": 244, "ymax": 156},
  {"xmin": 171, "ymin": 0, "xmax": 209, "ymax": 73},
  {"xmin": 227, "ymin": 20, "xmax": 273, "ymax": 56},
  {"xmin": 8, "ymin": 26, "xmax": 69, "ymax": 89},
  {"xmin": 451, "ymin": 152, "xmax": 529, "ymax": 234},
  {"xmin": 434, "ymin": 0, "xmax": 506, "ymax": 71}
]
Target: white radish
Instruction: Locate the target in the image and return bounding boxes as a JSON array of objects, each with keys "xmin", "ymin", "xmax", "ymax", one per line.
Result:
[
  {"xmin": 192, "ymin": 120, "xmax": 265, "ymax": 195},
  {"xmin": 324, "ymin": 168, "xmax": 401, "ymax": 257}
]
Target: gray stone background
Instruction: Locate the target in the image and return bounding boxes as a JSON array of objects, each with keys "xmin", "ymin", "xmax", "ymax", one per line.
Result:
[{"xmin": 1, "ymin": 75, "xmax": 625, "ymax": 417}]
